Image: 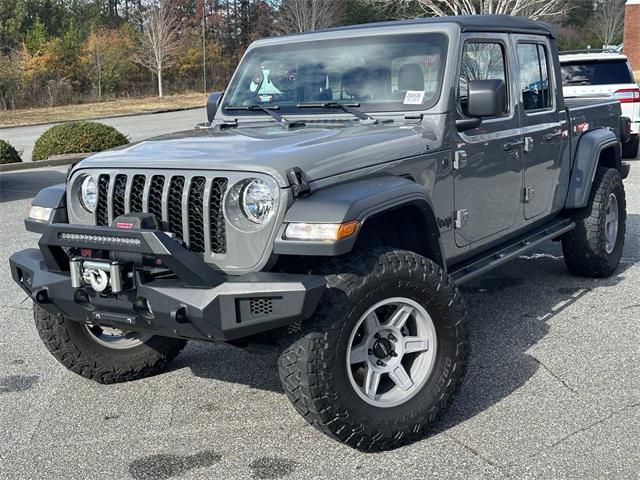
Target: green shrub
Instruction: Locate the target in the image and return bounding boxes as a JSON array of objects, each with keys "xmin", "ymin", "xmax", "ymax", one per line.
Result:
[
  {"xmin": 0, "ymin": 139, "xmax": 22, "ymax": 164},
  {"xmin": 32, "ymin": 121, "xmax": 128, "ymax": 161}
]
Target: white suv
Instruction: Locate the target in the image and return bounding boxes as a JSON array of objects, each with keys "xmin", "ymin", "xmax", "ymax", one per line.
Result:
[{"xmin": 560, "ymin": 51, "xmax": 639, "ymax": 158}]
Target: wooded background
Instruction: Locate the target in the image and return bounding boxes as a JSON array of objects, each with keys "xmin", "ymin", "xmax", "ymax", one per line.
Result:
[{"xmin": 0, "ymin": 0, "xmax": 627, "ymax": 111}]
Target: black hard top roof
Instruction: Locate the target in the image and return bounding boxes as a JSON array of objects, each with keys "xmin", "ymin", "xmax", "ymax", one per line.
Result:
[{"xmin": 315, "ymin": 14, "xmax": 556, "ymax": 39}]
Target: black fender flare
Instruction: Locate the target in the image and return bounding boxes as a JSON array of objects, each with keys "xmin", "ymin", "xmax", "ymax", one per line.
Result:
[
  {"xmin": 25, "ymin": 184, "xmax": 68, "ymax": 234},
  {"xmin": 565, "ymin": 129, "xmax": 620, "ymax": 209},
  {"xmin": 273, "ymin": 176, "xmax": 445, "ymax": 268}
]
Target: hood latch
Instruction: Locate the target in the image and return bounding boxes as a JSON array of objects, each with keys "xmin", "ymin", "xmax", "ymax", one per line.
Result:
[{"xmin": 287, "ymin": 167, "xmax": 311, "ymax": 198}]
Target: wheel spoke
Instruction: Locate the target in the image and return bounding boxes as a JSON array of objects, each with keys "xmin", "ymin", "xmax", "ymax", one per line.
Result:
[
  {"xmin": 606, "ymin": 212, "xmax": 616, "ymax": 223},
  {"xmin": 387, "ymin": 305, "xmax": 414, "ymax": 329},
  {"xmin": 350, "ymin": 344, "xmax": 368, "ymax": 364},
  {"xmin": 364, "ymin": 311, "xmax": 380, "ymax": 333},
  {"xmin": 363, "ymin": 368, "xmax": 381, "ymax": 398},
  {"xmin": 403, "ymin": 336, "xmax": 429, "ymax": 354},
  {"xmin": 389, "ymin": 365, "xmax": 414, "ymax": 391}
]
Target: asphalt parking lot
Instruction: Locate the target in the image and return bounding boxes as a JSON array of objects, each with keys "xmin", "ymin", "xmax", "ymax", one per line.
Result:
[{"xmin": 0, "ymin": 164, "xmax": 638, "ymax": 480}]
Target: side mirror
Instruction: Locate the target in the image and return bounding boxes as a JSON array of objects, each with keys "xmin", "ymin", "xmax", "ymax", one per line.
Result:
[
  {"xmin": 455, "ymin": 79, "xmax": 506, "ymax": 132},
  {"xmin": 467, "ymin": 79, "xmax": 506, "ymax": 118},
  {"xmin": 206, "ymin": 92, "xmax": 224, "ymax": 123}
]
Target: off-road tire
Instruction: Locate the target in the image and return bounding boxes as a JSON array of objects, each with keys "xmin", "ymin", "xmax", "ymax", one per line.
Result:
[
  {"xmin": 277, "ymin": 249, "xmax": 468, "ymax": 451},
  {"xmin": 562, "ymin": 167, "xmax": 626, "ymax": 277},
  {"xmin": 34, "ymin": 304, "xmax": 186, "ymax": 384}
]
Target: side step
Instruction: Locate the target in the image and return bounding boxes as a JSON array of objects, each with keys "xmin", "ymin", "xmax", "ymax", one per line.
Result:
[{"xmin": 449, "ymin": 218, "xmax": 575, "ymax": 285}]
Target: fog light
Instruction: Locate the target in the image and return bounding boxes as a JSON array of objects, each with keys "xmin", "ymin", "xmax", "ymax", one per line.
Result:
[
  {"xmin": 284, "ymin": 220, "xmax": 360, "ymax": 241},
  {"xmin": 28, "ymin": 205, "xmax": 53, "ymax": 222}
]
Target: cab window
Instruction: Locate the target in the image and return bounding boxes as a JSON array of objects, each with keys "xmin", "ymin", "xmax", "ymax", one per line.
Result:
[
  {"xmin": 518, "ymin": 43, "xmax": 552, "ymax": 111},
  {"xmin": 458, "ymin": 42, "xmax": 508, "ymax": 117}
]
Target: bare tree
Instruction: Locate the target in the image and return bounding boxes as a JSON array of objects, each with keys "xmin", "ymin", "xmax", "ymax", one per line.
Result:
[
  {"xmin": 365, "ymin": 0, "xmax": 570, "ymax": 20},
  {"xmin": 593, "ymin": 0, "xmax": 625, "ymax": 48},
  {"xmin": 278, "ymin": 0, "xmax": 342, "ymax": 33},
  {"xmin": 136, "ymin": 0, "xmax": 182, "ymax": 97}
]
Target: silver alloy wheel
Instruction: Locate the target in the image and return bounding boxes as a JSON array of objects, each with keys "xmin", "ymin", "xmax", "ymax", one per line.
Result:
[
  {"xmin": 346, "ymin": 297, "xmax": 438, "ymax": 408},
  {"xmin": 605, "ymin": 192, "xmax": 619, "ymax": 254},
  {"xmin": 84, "ymin": 324, "xmax": 152, "ymax": 350}
]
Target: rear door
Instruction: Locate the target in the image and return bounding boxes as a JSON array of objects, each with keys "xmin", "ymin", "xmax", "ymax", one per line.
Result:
[
  {"xmin": 453, "ymin": 33, "xmax": 523, "ymax": 247},
  {"xmin": 514, "ymin": 37, "xmax": 564, "ymax": 220}
]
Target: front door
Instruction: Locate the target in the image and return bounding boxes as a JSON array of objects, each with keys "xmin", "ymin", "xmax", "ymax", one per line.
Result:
[
  {"xmin": 513, "ymin": 37, "xmax": 564, "ymax": 219},
  {"xmin": 453, "ymin": 34, "xmax": 524, "ymax": 247}
]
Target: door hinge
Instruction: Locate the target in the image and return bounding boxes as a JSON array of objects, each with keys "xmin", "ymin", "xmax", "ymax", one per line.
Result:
[
  {"xmin": 521, "ymin": 187, "xmax": 535, "ymax": 203},
  {"xmin": 453, "ymin": 150, "xmax": 467, "ymax": 170},
  {"xmin": 524, "ymin": 137, "xmax": 534, "ymax": 152},
  {"xmin": 454, "ymin": 209, "xmax": 469, "ymax": 229}
]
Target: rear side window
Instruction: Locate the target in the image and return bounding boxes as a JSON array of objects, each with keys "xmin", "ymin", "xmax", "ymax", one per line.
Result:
[
  {"xmin": 458, "ymin": 42, "xmax": 508, "ymax": 117},
  {"xmin": 518, "ymin": 43, "xmax": 552, "ymax": 111},
  {"xmin": 560, "ymin": 60, "xmax": 634, "ymax": 86}
]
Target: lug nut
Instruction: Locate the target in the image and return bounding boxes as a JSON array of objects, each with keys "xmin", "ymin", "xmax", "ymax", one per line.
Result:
[
  {"xmin": 368, "ymin": 348, "xmax": 373, "ymax": 355},
  {"xmin": 376, "ymin": 360, "xmax": 386, "ymax": 367},
  {"xmin": 388, "ymin": 333, "xmax": 396, "ymax": 341},
  {"xmin": 390, "ymin": 351, "xmax": 398, "ymax": 357},
  {"xmin": 374, "ymin": 333, "xmax": 381, "ymax": 339}
]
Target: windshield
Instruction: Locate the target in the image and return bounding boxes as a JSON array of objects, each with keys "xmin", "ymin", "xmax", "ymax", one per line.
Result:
[
  {"xmin": 561, "ymin": 60, "xmax": 634, "ymax": 86},
  {"xmin": 222, "ymin": 33, "xmax": 448, "ymax": 116}
]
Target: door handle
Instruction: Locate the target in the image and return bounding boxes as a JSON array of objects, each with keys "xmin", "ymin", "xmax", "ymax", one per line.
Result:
[
  {"xmin": 545, "ymin": 131, "xmax": 562, "ymax": 141},
  {"xmin": 503, "ymin": 140, "xmax": 524, "ymax": 151}
]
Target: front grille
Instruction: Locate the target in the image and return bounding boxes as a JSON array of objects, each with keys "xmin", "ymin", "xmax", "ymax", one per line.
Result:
[{"xmin": 93, "ymin": 174, "xmax": 228, "ymax": 254}]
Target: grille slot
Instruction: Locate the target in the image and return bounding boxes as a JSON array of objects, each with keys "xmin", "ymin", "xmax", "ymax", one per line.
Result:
[
  {"xmin": 167, "ymin": 176, "xmax": 185, "ymax": 241},
  {"xmin": 148, "ymin": 175, "xmax": 165, "ymax": 223},
  {"xmin": 210, "ymin": 178, "xmax": 228, "ymax": 254},
  {"xmin": 129, "ymin": 175, "xmax": 145, "ymax": 213},
  {"xmin": 96, "ymin": 175, "xmax": 110, "ymax": 226},
  {"xmin": 112, "ymin": 174, "xmax": 127, "ymax": 219},
  {"xmin": 187, "ymin": 177, "xmax": 206, "ymax": 252}
]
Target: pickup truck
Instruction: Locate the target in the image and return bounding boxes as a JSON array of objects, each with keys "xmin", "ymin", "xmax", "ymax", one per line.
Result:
[{"xmin": 10, "ymin": 15, "xmax": 632, "ymax": 451}]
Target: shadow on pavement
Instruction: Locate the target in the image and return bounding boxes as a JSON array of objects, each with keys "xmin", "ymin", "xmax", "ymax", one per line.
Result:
[{"xmin": 0, "ymin": 170, "xmax": 66, "ymax": 203}]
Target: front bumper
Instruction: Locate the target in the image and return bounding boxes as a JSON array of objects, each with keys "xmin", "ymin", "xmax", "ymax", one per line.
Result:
[{"xmin": 9, "ymin": 224, "xmax": 325, "ymax": 342}]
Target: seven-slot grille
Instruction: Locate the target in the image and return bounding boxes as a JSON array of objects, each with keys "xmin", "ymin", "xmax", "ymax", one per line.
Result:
[{"xmin": 95, "ymin": 173, "xmax": 228, "ymax": 254}]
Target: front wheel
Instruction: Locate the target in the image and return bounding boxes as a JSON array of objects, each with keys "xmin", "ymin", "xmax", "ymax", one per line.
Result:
[
  {"xmin": 34, "ymin": 305, "xmax": 187, "ymax": 384},
  {"xmin": 277, "ymin": 249, "xmax": 468, "ymax": 451}
]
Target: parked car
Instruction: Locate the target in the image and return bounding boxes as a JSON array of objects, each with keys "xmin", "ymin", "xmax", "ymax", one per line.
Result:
[
  {"xmin": 10, "ymin": 15, "xmax": 632, "ymax": 451},
  {"xmin": 560, "ymin": 50, "xmax": 640, "ymax": 158}
]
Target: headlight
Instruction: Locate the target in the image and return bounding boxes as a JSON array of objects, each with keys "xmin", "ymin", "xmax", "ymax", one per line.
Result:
[
  {"xmin": 79, "ymin": 176, "xmax": 97, "ymax": 212},
  {"xmin": 242, "ymin": 179, "xmax": 277, "ymax": 224},
  {"xmin": 225, "ymin": 177, "xmax": 279, "ymax": 232}
]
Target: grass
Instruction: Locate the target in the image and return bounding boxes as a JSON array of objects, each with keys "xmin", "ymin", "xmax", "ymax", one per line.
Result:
[{"xmin": 0, "ymin": 92, "xmax": 205, "ymax": 128}]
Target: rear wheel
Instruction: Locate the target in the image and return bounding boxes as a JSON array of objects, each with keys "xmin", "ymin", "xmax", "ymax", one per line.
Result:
[
  {"xmin": 562, "ymin": 167, "xmax": 626, "ymax": 277},
  {"xmin": 277, "ymin": 249, "xmax": 468, "ymax": 451},
  {"xmin": 34, "ymin": 304, "xmax": 186, "ymax": 384}
]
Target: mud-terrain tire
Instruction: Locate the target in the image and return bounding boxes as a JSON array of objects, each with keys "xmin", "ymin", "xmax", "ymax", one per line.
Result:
[
  {"xmin": 34, "ymin": 304, "xmax": 186, "ymax": 384},
  {"xmin": 562, "ymin": 167, "xmax": 626, "ymax": 278},
  {"xmin": 277, "ymin": 249, "xmax": 468, "ymax": 451}
]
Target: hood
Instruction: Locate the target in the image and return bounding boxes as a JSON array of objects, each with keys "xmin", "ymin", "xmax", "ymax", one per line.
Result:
[{"xmin": 74, "ymin": 122, "xmax": 431, "ymax": 187}]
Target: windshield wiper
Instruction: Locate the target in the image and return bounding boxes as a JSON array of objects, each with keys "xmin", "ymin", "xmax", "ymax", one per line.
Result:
[
  {"xmin": 296, "ymin": 102, "xmax": 378, "ymax": 123},
  {"xmin": 225, "ymin": 105, "xmax": 305, "ymax": 129}
]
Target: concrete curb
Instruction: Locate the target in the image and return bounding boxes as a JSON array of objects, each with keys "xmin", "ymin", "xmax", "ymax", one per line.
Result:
[
  {"xmin": 0, "ymin": 105, "xmax": 202, "ymax": 130},
  {"xmin": 0, "ymin": 153, "xmax": 89, "ymax": 173}
]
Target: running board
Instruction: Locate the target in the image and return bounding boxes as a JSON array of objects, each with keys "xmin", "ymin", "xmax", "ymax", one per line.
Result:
[{"xmin": 449, "ymin": 218, "xmax": 575, "ymax": 285}]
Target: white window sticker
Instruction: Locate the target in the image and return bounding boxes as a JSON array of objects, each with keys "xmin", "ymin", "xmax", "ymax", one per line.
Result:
[{"xmin": 404, "ymin": 90, "xmax": 425, "ymax": 105}]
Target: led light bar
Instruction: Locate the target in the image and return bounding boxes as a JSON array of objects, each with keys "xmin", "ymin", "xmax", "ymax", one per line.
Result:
[{"xmin": 58, "ymin": 232, "xmax": 142, "ymax": 246}]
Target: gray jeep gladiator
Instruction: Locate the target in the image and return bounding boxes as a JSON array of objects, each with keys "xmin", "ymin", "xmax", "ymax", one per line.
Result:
[{"xmin": 10, "ymin": 15, "xmax": 633, "ymax": 450}]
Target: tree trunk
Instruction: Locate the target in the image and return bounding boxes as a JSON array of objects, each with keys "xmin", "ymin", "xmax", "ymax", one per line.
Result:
[{"xmin": 158, "ymin": 68, "xmax": 163, "ymax": 97}]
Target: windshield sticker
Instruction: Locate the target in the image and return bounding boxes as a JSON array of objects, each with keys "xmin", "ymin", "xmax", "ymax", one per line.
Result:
[
  {"xmin": 258, "ymin": 94, "xmax": 273, "ymax": 103},
  {"xmin": 404, "ymin": 91, "xmax": 425, "ymax": 105}
]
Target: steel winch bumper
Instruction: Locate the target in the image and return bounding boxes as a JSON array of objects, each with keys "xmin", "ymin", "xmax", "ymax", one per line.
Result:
[{"xmin": 9, "ymin": 224, "xmax": 326, "ymax": 342}]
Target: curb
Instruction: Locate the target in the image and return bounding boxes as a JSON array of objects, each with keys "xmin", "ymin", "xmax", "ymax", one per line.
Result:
[
  {"xmin": 0, "ymin": 105, "xmax": 202, "ymax": 130},
  {"xmin": 0, "ymin": 153, "xmax": 89, "ymax": 173}
]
